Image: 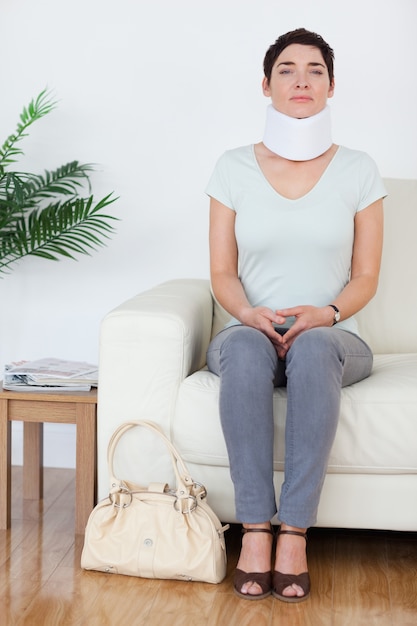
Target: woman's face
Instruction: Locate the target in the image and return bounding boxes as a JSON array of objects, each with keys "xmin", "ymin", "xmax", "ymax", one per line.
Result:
[{"xmin": 262, "ymin": 43, "xmax": 335, "ymax": 119}]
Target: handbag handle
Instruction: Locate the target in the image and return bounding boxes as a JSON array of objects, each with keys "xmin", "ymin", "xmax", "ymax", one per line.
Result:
[{"xmin": 107, "ymin": 420, "xmax": 196, "ymax": 497}]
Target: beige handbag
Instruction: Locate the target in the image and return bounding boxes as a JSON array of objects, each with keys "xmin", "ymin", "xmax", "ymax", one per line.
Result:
[{"xmin": 81, "ymin": 420, "xmax": 229, "ymax": 583}]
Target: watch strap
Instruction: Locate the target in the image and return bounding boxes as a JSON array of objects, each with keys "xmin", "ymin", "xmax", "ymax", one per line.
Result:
[{"xmin": 328, "ymin": 304, "xmax": 340, "ymax": 325}]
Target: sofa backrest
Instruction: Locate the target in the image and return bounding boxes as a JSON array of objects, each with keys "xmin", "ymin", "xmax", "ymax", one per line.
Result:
[
  {"xmin": 356, "ymin": 177, "xmax": 417, "ymax": 354},
  {"xmin": 212, "ymin": 178, "xmax": 417, "ymax": 355}
]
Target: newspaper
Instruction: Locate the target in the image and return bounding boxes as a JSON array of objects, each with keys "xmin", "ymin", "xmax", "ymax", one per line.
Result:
[{"xmin": 3, "ymin": 358, "xmax": 98, "ymax": 392}]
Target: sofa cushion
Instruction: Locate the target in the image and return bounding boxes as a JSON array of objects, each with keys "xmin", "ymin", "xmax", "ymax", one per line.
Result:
[{"xmin": 173, "ymin": 353, "xmax": 417, "ymax": 474}]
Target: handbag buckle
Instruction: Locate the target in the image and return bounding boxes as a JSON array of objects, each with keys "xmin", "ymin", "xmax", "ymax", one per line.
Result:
[
  {"xmin": 174, "ymin": 495, "xmax": 197, "ymax": 514},
  {"xmin": 109, "ymin": 487, "xmax": 133, "ymax": 508},
  {"xmin": 192, "ymin": 481, "xmax": 207, "ymax": 499}
]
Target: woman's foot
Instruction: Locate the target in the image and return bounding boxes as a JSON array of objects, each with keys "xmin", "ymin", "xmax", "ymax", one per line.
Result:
[
  {"xmin": 233, "ymin": 524, "xmax": 274, "ymax": 600},
  {"xmin": 272, "ymin": 525, "xmax": 310, "ymax": 602}
]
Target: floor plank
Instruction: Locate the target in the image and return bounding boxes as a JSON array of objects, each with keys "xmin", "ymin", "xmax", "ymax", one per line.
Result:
[
  {"xmin": 332, "ymin": 530, "xmax": 392, "ymax": 626},
  {"xmin": 2, "ymin": 468, "xmax": 417, "ymax": 625},
  {"xmin": 386, "ymin": 532, "xmax": 417, "ymax": 626}
]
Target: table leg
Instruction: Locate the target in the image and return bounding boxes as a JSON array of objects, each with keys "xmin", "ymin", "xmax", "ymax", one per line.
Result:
[
  {"xmin": 23, "ymin": 422, "xmax": 44, "ymax": 500},
  {"xmin": 75, "ymin": 403, "xmax": 97, "ymax": 534},
  {"xmin": 0, "ymin": 399, "xmax": 12, "ymax": 529}
]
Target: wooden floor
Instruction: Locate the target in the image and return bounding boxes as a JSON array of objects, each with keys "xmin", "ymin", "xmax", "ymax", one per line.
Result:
[{"xmin": 2, "ymin": 468, "xmax": 417, "ymax": 626}]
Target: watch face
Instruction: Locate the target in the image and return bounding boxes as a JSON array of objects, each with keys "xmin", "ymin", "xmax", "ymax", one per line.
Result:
[{"xmin": 335, "ymin": 311, "xmax": 340, "ymax": 322}]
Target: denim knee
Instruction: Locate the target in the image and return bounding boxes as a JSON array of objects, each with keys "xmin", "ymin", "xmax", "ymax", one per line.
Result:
[
  {"xmin": 286, "ymin": 327, "xmax": 372, "ymax": 387},
  {"xmin": 207, "ymin": 325, "xmax": 278, "ymax": 379},
  {"xmin": 287, "ymin": 327, "xmax": 343, "ymax": 366}
]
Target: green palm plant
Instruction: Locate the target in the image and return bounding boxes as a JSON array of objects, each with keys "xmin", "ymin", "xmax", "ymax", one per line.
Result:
[{"xmin": 0, "ymin": 89, "xmax": 118, "ymax": 276}]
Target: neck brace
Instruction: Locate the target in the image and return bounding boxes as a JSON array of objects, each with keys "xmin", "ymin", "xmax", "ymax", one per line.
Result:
[{"xmin": 262, "ymin": 104, "xmax": 332, "ymax": 161}]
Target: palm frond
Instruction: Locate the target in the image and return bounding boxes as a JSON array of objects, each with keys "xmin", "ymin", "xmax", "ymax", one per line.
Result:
[
  {"xmin": 0, "ymin": 172, "xmax": 31, "ymax": 216},
  {"xmin": 0, "ymin": 90, "xmax": 119, "ymax": 276},
  {"xmin": 0, "ymin": 89, "xmax": 57, "ymax": 172},
  {"xmin": 0, "ymin": 193, "xmax": 118, "ymax": 274},
  {"xmin": 22, "ymin": 161, "xmax": 95, "ymax": 201},
  {"xmin": 0, "ymin": 177, "xmax": 28, "ymax": 238}
]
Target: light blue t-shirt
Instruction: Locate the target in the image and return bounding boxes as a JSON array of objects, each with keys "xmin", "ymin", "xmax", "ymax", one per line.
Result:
[{"xmin": 206, "ymin": 145, "xmax": 386, "ymax": 336}]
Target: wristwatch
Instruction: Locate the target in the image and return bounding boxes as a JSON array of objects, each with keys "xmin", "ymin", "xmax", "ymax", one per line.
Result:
[{"xmin": 328, "ymin": 304, "xmax": 340, "ymax": 325}]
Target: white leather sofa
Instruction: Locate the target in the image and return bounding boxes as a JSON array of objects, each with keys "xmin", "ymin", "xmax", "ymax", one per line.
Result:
[{"xmin": 98, "ymin": 178, "xmax": 417, "ymax": 531}]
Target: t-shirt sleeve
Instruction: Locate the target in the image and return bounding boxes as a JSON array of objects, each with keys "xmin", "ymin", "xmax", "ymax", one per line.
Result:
[
  {"xmin": 205, "ymin": 152, "xmax": 235, "ymax": 210},
  {"xmin": 357, "ymin": 153, "xmax": 387, "ymax": 212}
]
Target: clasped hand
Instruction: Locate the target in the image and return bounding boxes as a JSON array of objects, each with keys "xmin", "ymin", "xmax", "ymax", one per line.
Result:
[{"xmin": 240, "ymin": 305, "xmax": 334, "ymax": 359}]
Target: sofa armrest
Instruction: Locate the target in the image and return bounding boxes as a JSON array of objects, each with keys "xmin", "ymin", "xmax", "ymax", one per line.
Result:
[
  {"xmin": 97, "ymin": 279, "xmax": 213, "ymax": 499},
  {"xmin": 98, "ymin": 277, "xmax": 213, "ymax": 426},
  {"xmin": 97, "ymin": 278, "xmax": 213, "ymax": 498}
]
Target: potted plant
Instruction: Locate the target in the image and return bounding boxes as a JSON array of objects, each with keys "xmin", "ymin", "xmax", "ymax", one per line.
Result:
[{"xmin": 0, "ymin": 89, "xmax": 118, "ymax": 276}]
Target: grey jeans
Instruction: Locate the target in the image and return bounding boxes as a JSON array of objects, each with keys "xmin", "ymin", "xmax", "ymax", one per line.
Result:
[{"xmin": 206, "ymin": 325, "xmax": 373, "ymax": 528}]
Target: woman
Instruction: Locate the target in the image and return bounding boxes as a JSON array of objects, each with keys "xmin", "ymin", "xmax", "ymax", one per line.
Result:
[{"xmin": 205, "ymin": 28, "xmax": 385, "ymax": 602}]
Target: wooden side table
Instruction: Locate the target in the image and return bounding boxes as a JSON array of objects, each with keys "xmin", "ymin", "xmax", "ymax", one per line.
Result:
[{"xmin": 0, "ymin": 383, "xmax": 97, "ymax": 534}]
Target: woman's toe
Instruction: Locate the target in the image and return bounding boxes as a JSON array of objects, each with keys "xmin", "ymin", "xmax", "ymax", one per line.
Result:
[{"xmin": 283, "ymin": 584, "xmax": 304, "ymax": 597}]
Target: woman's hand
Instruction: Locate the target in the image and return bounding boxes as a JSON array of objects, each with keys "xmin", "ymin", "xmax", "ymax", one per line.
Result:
[
  {"xmin": 238, "ymin": 305, "xmax": 295, "ymax": 358},
  {"xmin": 239, "ymin": 305, "xmax": 287, "ymax": 334},
  {"xmin": 272, "ymin": 305, "xmax": 335, "ymax": 358},
  {"xmin": 238, "ymin": 303, "xmax": 334, "ymax": 360}
]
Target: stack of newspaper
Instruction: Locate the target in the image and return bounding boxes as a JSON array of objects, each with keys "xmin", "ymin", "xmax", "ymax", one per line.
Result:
[{"xmin": 3, "ymin": 358, "xmax": 98, "ymax": 392}]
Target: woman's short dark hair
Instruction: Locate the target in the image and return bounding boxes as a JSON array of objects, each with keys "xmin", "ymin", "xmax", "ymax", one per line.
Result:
[{"xmin": 263, "ymin": 28, "xmax": 334, "ymax": 85}]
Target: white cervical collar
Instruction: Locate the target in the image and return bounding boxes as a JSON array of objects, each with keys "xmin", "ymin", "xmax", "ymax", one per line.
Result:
[{"xmin": 262, "ymin": 104, "xmax": 332, "ymax": 161}]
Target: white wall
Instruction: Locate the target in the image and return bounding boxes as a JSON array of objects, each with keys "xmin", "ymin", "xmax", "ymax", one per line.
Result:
[{"xmin": 1, "ymin": 0, "xmax": 416, "ymax": 467}]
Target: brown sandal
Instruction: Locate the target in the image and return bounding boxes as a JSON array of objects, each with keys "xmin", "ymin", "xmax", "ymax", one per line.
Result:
[
  {"xmin": 233, "ymin": 527, "xmax": 274, "ymax": 601},
  {"xmin": 272, "ymin": 530, "xmax": 310, "ymax": 603}
]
